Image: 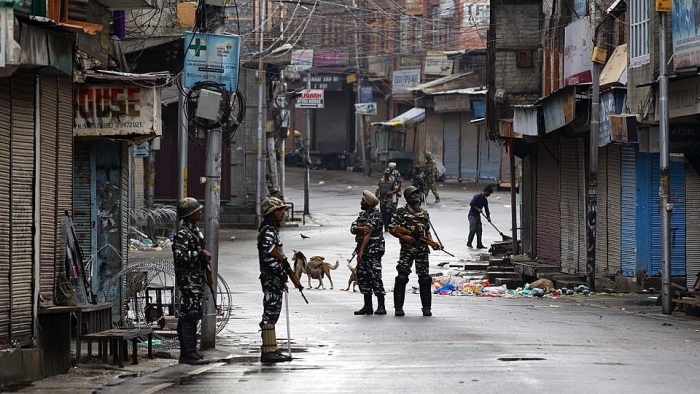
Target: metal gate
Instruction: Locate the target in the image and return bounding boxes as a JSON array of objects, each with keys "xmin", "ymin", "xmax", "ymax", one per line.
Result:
[
  {"xmin": 605, "ymin": 144, "xmax": 622, "ymax": 276},
  {"xmin": 10, "ymin": 72, "xmax": 36, "ymax": 343},
  {"xmin": 596, "ymin": 146, "xmax": 609, "ymax": 273},
  {"xmin": 443, "ymin": 113, "xmax": 460, "ymax": 179},
  {"xmin": 315, "ymin": 91, "xmax": 349, "ymax": 152},
  {"xmin": 559, "ymin": 138, "xmax": 585, "ymax": 274},
  {"xmin": 620, "ymin": 145, "xmax": 637, "ymax": 277},
  {"xmin": 535, "ymin": 139, "xmax": 561, "ymax": 264},
  {"xmin": 685, "ymin": 166, "xmax": 700, "ymax": 289},
  {"xmin": 460, "ymin": 120, "xmax": 479, "ymax": 181},
  {"xmin": 0, "ymin": 78, "xmax": 11, "ymax": 346}
]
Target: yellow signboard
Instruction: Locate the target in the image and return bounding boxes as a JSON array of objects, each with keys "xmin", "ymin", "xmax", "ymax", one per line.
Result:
[{"xmin": 656, "ymin": 0, "xmax": 671, "ymax": 12}]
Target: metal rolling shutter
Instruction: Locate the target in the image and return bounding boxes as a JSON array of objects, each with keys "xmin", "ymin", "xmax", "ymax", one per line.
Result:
[
  {"xmin": 314, "ymin": 91, "xmax": 349, "ymax": 153},
  {"xmin": 460, "ymin": 119, "xmax": 478, "ymax": 181},
  {"xmin": 559, "ymin": 138, "xmax": 585, "ymax": 274},
  {"xmin": 443, "ymin": 113, "xmax": 460, "ymax": 179},
  {"xmin": 11, "ymin": 72, "xmax": 36, "ymax": 342},
  {"xmin": 39, "ymin": 76, "xmax": 59, "ymax": 297},
  {"xmin": 606, "ymin": 145, "xmax": 622, "ymax": 276},
  {"xmin": 73, "ymin": 141, "xmax": 93, "ymax": 263},
  {"xmin": 685, "ymin": 166, "xmax": 700, "ymax": 289},
  {"xmin": 535, "ymin": 140, "xmax": 560, "ymax": 264},
  {"xmin": 521, "ymin": 156, "xmax": 534, "ymax": 255},
  {"xmin": 596, "ymin": 146, "xmax": 608, "ymax": 274},
  {"xmin": 0, "ymin": 78, "xmax": 11, "ymax": 345},
  {"xmin": 56, "ymin": 78, "xmax": 73, "ymax": 271},
  {"xmin": 620, "ymin": 145, "xmax": 636, "ymax": 277}
]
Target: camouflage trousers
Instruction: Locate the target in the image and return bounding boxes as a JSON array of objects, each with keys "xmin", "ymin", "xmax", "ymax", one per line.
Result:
[
  {"xmin": 396, "ymin": 245, "xmax": 430, "ymax": 277},
  {"xmin": 260, "ymin": 274, "xmax": 284, "ymax": 326},
  {"xmin": 425, "ymin": 181, "xmax": 440, "ymax": 199},
  {"xmin": 178, "ymin": 287, "xmax": 204, "ymax": 315},
  {"xmin": 357, "ymin": 252, "xmax": 385, "ymax": 295}
]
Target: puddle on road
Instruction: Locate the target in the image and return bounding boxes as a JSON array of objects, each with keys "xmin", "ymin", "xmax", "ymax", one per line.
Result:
[{"xmin": 498, "ymin": 357, "xmax": 546, "ymax": 362}]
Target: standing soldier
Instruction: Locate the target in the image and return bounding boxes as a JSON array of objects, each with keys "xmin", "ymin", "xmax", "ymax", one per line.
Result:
[
  {"xmin": 387, "ymin": 162, "xmax": 403, "ymax": 209},
  {"xmin": 350, "ymin": 190, "xmax": 386, "ymax": 315},
  {"xmin": 389, "ymin": 186, "xmax": 439, "ymax": 317},
  {"xmin": 423, "ymin": 152, "xmax": 440, "ymax": 203},
  {"xmin": 411, "ymin": 165, "xmax": 426, "ymax": 205},
  {"xmin": 172, "ymin": 197, "xmax": 209, "ymax": 365},
  {"xmin": 375, "ymin": 169, "xmax": 397, "ymax": 231},
  {"xmin": 257, "ymin": 197, "xmax": 293, "ymax": 363}
]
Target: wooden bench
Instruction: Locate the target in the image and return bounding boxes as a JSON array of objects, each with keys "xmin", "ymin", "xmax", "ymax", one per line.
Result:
[
  {"xmin": 74, "ymin": 303, "xmax": 112, "ymax": 364},
  {"xmin": 82, "ymin": 328, "xmax": 154, "ymax": 368}
]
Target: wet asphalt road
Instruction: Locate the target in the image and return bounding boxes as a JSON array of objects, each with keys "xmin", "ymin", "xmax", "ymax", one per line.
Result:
[{"xmin": 154, "ymin": 168, "xmax": 700, "ymax": 393}]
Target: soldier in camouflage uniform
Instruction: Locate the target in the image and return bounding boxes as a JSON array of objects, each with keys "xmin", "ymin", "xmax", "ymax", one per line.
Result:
[
  {"xmin": 389, "ymin": 186, "xmax": 439, "ymax": 317},
  {"xmin": 375, "ymin": 169, "xmax": 397, "ymax": 231},
  {"xmin": 423, "ymin": 152, "xmax": 440, "ymax": 203},
  {"xmin": 172, "ymin": 197, "xmax": 209, "ymax": 365},
  {"xmin": 387, "ymin": 162, "xmax": 403, "ymax": 209},
  {"xmin": 257, "ymin": 197, "xmax": 293, "ymax": 363},
  {"xmin": 350, "ymin": 190, "xmax": 386, "ymax": 315},
  {"xmin": 411, "ymin": 165, "xmax": 426, "ymax": 205}
]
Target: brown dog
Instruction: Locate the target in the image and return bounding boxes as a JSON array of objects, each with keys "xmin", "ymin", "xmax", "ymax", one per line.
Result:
[
  {"xmin": 292, "ymin": 250, "xmax": 339, "ymax": 289},
  {"xmin": 345, "ymin": 263, "xmax": 358, "ymax": 292}
]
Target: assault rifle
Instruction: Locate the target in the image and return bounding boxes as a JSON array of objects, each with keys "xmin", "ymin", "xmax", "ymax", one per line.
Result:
[
  {"xmin": 271, "ymin": 247, "xmax": 309, "ymax": 304},
  {"xmin": 393, "ymin": 226, "xmax": 455, "ymax": 257},
  {"xmin": 197, "ymin": 231, "xmax": 218, "ymax": 311}
]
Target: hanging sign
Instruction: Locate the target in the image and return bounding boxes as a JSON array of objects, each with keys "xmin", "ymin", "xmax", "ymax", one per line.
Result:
[
  {"xmin": 183, "ymin": 32, "xmax": 241, "ymax": 91},
  {"xmin": 295, "ymin": 89, "xmax": 324, "ymax": 109}
]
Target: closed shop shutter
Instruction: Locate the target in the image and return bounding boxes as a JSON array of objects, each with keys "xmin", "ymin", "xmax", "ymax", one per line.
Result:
[
  {"xmin": 535, "ymin": 140, "xmax": 560, "ymax": 264},
  {"xmin": 596, "ymin": 146, "xmax": 608, "ymax": 273},
  {"xmin": 314, "ymin": 91, "xmax": 349, "ymax": 153},
  {"xmin": 56, "ymin": 78, "xmax": 73, "ymax": 269},
  {"xmin": 559, "ymin": 138, "xmax": 585, "ymax": 274},
  {"xmin": 521, "ymin": 155, "xmax": 535, "ymax": 255},
  {"xmin": 443, "ymin": 113, "xmax": 460, "ymax": 179},
  {"xmin": 636, "ymin": 153, "xmax": 686, "ymax": 276},
  {"xmin": 478, "ymin": 138, "xmax": 502, "ymax": 182},
  {"xmin": 425, "ymin": 112, "xmax": 443, "ymax": 162},
  {"xmin": 460, "ymin": 119, "xmax": 479, "ymax": 181},
  {"xmin": 685, "ymin": 166, "xmax": 700, "ymax": 289},
  {"xmin": 0, "ymin": 78, "xmax": 11, "ymax": 345},
  {"xmin": 73, "ymin": 141, "xmax": 93, "ymax": 261},
  {"xmin": 605, "ymin": 145, "xmax": 622, "ymax": 276},
  {"xmin": 11, "ymin": 72, "xmax": 36, "ymax": 342},
  {"xmin": 620, "ymin": 145, "xmax": 636, "ymax": 277},
  {"xmin": 39, "ymin": 76, "xmax": 59, "ymax": 297}
]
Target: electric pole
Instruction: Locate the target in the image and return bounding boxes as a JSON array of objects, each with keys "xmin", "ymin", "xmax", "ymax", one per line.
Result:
[{"xmin": 658, "ymin": 7, "xmax": 672, "ymax": 314}]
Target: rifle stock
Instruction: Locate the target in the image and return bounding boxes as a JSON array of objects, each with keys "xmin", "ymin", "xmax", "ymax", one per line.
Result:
[
  {"xmin": 198, "ymin": 232, "xmax": 218, "ymax": 309},
  {"xmin": 393, "ymin": 226, "xmax": 454, "ymax": 257},
  {"xmin": 271, "ymin": 247, "xmax": 309, "ymax": 304}
]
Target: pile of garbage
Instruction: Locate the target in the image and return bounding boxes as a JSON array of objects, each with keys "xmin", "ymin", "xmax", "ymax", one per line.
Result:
[
  {"xmin": 423, "ymin": 276, "xmax": 593, "ymax": 299},
  {"xmin": 129, "ymin": 228, "xmax": 173, "ymax": 251}
]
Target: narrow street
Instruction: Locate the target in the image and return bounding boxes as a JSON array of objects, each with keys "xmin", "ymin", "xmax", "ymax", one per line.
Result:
[{"xmin": 111, "ymin": 168, "xmax": 700, "ymax": 393}]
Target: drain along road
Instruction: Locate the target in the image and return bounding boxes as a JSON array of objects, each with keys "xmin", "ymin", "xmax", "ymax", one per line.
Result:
[{"xmin": 162, "ymin": 168, "xmax": 700, "ymax": 393}]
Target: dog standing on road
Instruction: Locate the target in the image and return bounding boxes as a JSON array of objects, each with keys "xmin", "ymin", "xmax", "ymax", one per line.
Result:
[
  {"xmin": 292, "ymin": 250, "xmax": 339, "ymax": 289},
  {"xmin": 345, "ymin": 263, "xmax": 358, "ymax": 292}
]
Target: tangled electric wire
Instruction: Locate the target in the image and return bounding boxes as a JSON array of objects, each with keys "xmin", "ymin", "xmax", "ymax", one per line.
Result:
[{"xmin": 184, "ymin": 80, "xmax": 246, "ymax": 143}]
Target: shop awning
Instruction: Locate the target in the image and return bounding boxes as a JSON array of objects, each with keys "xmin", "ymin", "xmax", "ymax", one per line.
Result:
[{"xmin": 373, "ymin": 107, "xmax": 425, "ymax": 126}]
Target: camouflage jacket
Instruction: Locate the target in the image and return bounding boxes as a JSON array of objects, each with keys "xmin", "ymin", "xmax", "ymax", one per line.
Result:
[
  {"xmin": 390, "ymin": 204, "xmax": 431, "ymax": 249},
  {"xmin": 350, "ymin": 207, "xmax": 385, "ymax": 255},
  {"xmin": 172, "ymin": 221, "xmax": 205, "ymax": 303},
  {"xmin": 258, "ymin": 224, "xmax": 285, "ymax": 278},
  {"xmin": 377, "ymin": 177, "xmax": 395, "ymax": 205},
  {"xmin": 424, "ymin": 160, "xmax": 437, "ymax": 183}
]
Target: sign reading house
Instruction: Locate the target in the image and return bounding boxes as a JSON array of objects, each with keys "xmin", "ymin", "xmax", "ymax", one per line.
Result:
[{"xmin": 74, "ymin": 85, "xmax": 161, "ymax": 137}]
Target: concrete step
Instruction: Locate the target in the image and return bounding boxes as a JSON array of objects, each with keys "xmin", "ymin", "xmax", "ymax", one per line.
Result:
[{"xmin": 487, "ymin": 271, "xmax": 521, "ymax": 283}]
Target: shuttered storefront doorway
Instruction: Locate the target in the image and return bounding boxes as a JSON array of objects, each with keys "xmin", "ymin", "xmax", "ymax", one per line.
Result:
[
  {"xmin": 535, "ymin": 140, "xmax": 561, "ymax": 264},
  {"xmin": 559, "ymin": 138, "xmax": 586, "ymax": 274},
  {"xmin": 0, "ymin": 78, "xmax": 10, "ymax": 346},
  {"xmin": 443, "ymin": 113, "xmax": 460, "ymax": 179},
  {"xmin": 604, "ymin": 145, "xmax": 622, "ymax": 275},
  {"xmin": 686, "ymin": 166, "xmax": 700, "ymax": 289},
  {"xmin": 620, "ymin": 145, "xmax": 637, "ymax": 277}
]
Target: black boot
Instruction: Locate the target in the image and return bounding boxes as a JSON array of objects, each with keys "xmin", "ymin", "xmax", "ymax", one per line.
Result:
[
  {"xmin": 393, "ymin": 275, "xmax": 409, "ymax": 316},
  {"xmin": 354, "ymin": 293, "xmax": 374, "ymax": 315},
  {"xmin": 178, "ymin": 318, "xmax": 208, "ymax": 365},
  {"xmin": 418, "ymin": 275, "xmax": 433, "ymax": 317},
  {"xmin": 467, "ymin": 231, "xmax": 475, "ymax": 248},
  {"xmin": 374, "ymin": 294, "xmax": 387, "ymax": 315},
  {"xmin": 476, "ymin": 231, "xmax": 486, "ymax": 249},
  {"xmin": 260, "ymin": 323, "xmax": 292, "ymax": 363}
]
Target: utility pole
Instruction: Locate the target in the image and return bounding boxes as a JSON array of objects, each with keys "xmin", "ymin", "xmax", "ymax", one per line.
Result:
[
  {"xmin": 352, "ymin": 1, "xmax": 367, "ymax": 175},
  {"xmin": 658, "ymin": 8, "xmax": 672, "ymax": 314},
  {"xmin": 304, "ymin": 70, "xmax": 311, "ymax": 221},
  {"xmin": 178, "ymin": 74, "xmax": 188, "ymax": 202},
  {"xmin": 587, "ymin": 5, "xmax": 601, "ymax": 291},
  {"xmin": 255, "ymin": 0, "xmax": 267, "ymax": 226}
]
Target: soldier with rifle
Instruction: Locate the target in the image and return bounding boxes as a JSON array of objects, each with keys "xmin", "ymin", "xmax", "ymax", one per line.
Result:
[
  {"xmin": 350, "ymin": 190, "xmax": 386, "ymax": 315},
  {"xmin": 388, "ymin": 186, "xmax": 439, "ymax": 317},
  {"xmin": 376, "ymin": 169, "xmax": 397, "ymax": 231},
  {"xmin": 172, "ymin": 197, "xmax": 210, "ymax": 365},
  {"xmin": 257, "ymin": 197, "xmax": 304, "ymax": 363}
]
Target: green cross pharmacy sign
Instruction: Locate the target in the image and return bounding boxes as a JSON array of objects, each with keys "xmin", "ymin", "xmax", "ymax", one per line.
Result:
[{"xmin": 184, "ymin": 32, "xmax": 241, "ymax": 91}]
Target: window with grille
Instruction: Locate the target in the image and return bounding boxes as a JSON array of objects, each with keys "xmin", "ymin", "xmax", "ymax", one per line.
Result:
[{"xmin": 629, "ymin": 0, "xmax": 649, "ymax": 67}]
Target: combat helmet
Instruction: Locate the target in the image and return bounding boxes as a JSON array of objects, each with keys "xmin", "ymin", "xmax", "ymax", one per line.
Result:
[
  {"xmin": 425, "ymin": 151, "xmax": 432, "ymax": 160},
  {"xmin": 261, "ymin": 197, "xmax": 287, "ymax": 217},
  {"xmin": 403, "ymin": 186, "xmax": 420, "ymax": 200},
  {"xmin": 178, "ymin": 197, "xmax": 203, "ymax": 218}
]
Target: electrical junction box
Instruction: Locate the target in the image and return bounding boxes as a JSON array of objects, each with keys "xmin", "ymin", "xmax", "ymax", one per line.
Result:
[{"xmin": 195, "ymin": 89, "xmax": 222, "ymax": 121}]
